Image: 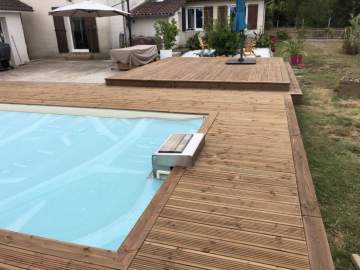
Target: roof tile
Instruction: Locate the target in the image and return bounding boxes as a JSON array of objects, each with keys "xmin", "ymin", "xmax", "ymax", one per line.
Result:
[
  {"xmin": 0, "ymin": 0, "xmax": 33, "ymax": 12},
  {"xmin": 131, "ymin": 0, "xmax": 185, "ymax": 17}
]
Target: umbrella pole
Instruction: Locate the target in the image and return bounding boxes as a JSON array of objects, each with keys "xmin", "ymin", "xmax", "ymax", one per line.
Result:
[
  {"xmin": 126, "ymin": 0, "xmax": 132, "ymax": 46},
  {"xmin": 239, "ymin": 31, "xmax": 245, "ymax": 62}
]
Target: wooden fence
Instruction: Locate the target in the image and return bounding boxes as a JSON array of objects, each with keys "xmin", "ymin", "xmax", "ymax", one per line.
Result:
[{"xmin": 268, "ymin": 27, "xmax": 345, "ymax": 39}]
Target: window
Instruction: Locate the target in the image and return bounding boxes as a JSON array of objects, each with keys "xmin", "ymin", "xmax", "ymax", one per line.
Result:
[
  {"xmin": 186, "ymin": 7, "xmax": 203, "ymax": 30},
  {"xmin": 196, "ymin": 8, "xmax": 203, "ymax": 29},
  {"xmin": 228, "ymin": 5, "xmax": 247, "ymax": 23},
  {"xmin": 228, "ymin": 5, "xmax": 236, "ymax": 19}
]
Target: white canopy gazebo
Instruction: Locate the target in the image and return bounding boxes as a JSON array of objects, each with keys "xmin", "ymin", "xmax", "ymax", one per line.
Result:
[
  {"xmin": 49, "ymin": 0, "xmax": 130, "ymax": 17},
  {"xmin": 49, "ymin": 0, "xmax": 132, "ymax": 50}
]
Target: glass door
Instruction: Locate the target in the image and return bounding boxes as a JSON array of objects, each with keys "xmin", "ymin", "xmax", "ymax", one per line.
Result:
[{"xmin": 70, "ymin": 17, "xmax": 89, "ymax": 50}]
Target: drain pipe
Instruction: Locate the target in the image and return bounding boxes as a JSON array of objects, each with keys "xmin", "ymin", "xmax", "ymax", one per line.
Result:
[{"xmin": 112, "ymin": 0, "xmax": 132, "ymax": 46}]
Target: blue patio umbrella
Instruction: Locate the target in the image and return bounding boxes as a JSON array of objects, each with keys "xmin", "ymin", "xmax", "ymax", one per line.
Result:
[
  {"xmin": 233, "ymin": 0, "xmax": 246, "ymax": 33},
  {"xmin": 226, "ymin": 0, "xmax": 255, "ymax": 64}
]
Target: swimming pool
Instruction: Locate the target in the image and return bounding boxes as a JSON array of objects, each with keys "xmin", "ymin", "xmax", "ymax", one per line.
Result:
[{"xmin": 0, "ymin": 107, "xmax": 203, "ymax": 250}]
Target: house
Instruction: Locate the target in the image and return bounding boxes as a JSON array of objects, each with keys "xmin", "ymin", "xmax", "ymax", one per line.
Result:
[
  {"xmin": 0, "ymin": 0, "xmax": 33, "ymax": 66},
  {"xmin": 15, "ymin": 0, "xmax": 265, "ymax": 59},
  {"xmin": 131, "ymin": 0, "xmax": 266, "ymax": 47},
  {"xmin": 19, "ymin": 0, "xmax": 141, "ymax": 59}
]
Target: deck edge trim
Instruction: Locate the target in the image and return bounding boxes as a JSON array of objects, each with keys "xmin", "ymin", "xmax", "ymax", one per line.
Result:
[{"xmin": 284, "ymin": 94, "xmax": 334, "ymax": 270}]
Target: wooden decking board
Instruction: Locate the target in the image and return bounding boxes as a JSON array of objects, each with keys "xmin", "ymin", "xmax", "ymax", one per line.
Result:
[
  {"xmin": 130, "ymin": 256, "xmax": 207, "ymax": 270},
  {"xmin": 106, "ymin": 58, "xmax": 291, "ymax": 91},
  {"xmin": 0, "ymin": 79, "xmax": 331, "ymax": 269},
  {"xmin": 196, "ymin": 155, "xmax": 295, "ymax": 174},
  {"xmin": 176, "ymin": 182, "xmax": 299, "ymax": 204},
  {"xmin": 171, "ymin": 190, "xmax": 301, "ymax": 215},
  {"xmin": 166, "ymin": 198, "xmax": 303, "ymax": 227},
  {"xmin": 153, "ymin": 218, "xmax": 307, "ymax": 255},
  {"xmin": 193, "ymin": 163, "xmax": 296, "ymax": 178},
  {"xmin": 198, "ymin": 143, "xmax": 294, "ymax": 158},
  {"xmin": 145, "ymin": 230, "xmax": 310, "ymax": 270},
  {"xmin": 181, "ymin": 172, "xmax": 298, "ymax": 190},
  {"xmin": 180, "ymin": 176, "xmax": 299, "ymax": 195},
  {"xmin": 183, "ymin": 168, "xmax": 297, "ymax": 184},
  {"xmin": 138, "ymin": 242, "xmax": 291, "ymax": 270},
  {"xmin": 198, "ymin": 152, "xmax": 294, "ymax": 167},
  {"xmin": 0, "ymin": 244, "xmax": 116, "ymax": 270},
  {"xmin": 160, "ymin": 207, "xmax": 306, "ymax": 240},
  {"xmin": 0, "ymin": 229, "xmax": 121, "ymax": 269}
]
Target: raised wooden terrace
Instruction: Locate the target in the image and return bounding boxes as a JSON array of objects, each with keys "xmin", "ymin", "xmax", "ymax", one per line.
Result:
[
  {"xmin": 0, "ymin": 58, "xmax": 331, "ymax": 270},
  {"xmin": 106, "ymin": 57, "xmax": 291, "ymax": 91}
]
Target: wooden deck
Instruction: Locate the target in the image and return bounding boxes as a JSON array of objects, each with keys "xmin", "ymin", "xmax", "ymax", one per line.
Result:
[
  {"xmin": 0, "ymin": 79, "xmax": 333, "ymax": 270},
  {"xmin": 106, "ymin": 57, "xmax": 291, "ymax": 91}
]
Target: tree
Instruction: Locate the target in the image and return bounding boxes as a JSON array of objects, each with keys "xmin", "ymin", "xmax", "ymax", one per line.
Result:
[
  {"xmin": 266, "ymin": 0, "xmax": 360, "ymax": 28},
  {"xmin": 331, "ymin": 0, "xmax": 360, "ymax": 27},
  {"xmin": 154, "ymin": 19, "xmax": 179, "ymax": 50}
]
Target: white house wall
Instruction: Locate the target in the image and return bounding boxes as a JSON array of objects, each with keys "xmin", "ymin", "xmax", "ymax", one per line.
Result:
[
  {"xmin": 16, "ymin": 0, "xmax": 264, "ymax": 57},
  {"xmin": 108, "ymin": 0, "xmax": 144, "ymax": 48},
  {"xmin": 131, "ymin": 17, "xmax": 158, "ymax": 37},
  {"xmin": 131, "ymin": 0, "xmax": 264, "ymax": 48},
  {"xmin": 20, "ymin": 0, "xmax": 116, "ymax": 58},
  {"xmin": 0, "ymin": 11, "xmax": 30, "ymax": 66},
  {"xmin": 179, "ymin": 0, "xmax": 264, "ymax": 46}
]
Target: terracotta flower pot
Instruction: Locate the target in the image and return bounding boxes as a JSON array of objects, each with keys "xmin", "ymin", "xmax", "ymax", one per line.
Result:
[{"xmin": 290, "ymin": 54, "xmax": 303, "ymax": 65}]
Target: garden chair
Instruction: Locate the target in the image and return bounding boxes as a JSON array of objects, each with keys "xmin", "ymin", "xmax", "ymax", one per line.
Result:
[
  {"xmin": 197, "ymin": 34, "xmax": 215, "ymax": 57},
  {"xmin": 244, "ymin": 38, "xmax": 256, "ymax": 56}
]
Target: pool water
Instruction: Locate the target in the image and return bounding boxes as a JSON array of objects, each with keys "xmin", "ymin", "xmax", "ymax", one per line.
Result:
[{"xmin": 0, "ymin": 110, "xmax": 203, "ymax": 250}]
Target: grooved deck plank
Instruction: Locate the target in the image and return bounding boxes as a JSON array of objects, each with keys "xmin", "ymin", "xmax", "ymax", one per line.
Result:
[
  {"xmin": 176, "ymin": 182, "xmax": 299, "ymax": 204},
  {"xmin": 145, "ymin": 230, "xmax": 310, "ymax": 270},
  {"xmin": 153, "ymin": 217, "xmax": 307, "ymax": 255},
  {"xmin": 160, "ymin": 207, "xmax": 306, "ymax": 240}
]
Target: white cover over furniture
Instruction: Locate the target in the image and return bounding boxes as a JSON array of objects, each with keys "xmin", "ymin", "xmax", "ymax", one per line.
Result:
[{"xmin": 110, "ymin": 45, "xmax": 158, "ymax": 66}]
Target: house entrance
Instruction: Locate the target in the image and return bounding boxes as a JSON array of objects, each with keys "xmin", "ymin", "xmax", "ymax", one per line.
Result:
[{"xmin": 70, "ymin": 17, "xmax": 89, "ymax": 51}]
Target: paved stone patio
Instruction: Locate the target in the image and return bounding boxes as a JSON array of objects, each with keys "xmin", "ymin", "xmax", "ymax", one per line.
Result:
[{"xmin": 0, "ymin": 59, "xmax": 118, "ymax": 83}]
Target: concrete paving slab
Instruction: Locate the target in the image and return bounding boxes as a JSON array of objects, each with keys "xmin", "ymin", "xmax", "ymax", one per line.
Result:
[{"xmin": 0, "ymin": 59, "xmax": 119, "ymax": 83}]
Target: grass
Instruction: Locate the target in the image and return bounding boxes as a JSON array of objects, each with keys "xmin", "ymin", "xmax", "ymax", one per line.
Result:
[{"xmin": 276, "ymin": 40, "xmax": 360, "ymax": 270}]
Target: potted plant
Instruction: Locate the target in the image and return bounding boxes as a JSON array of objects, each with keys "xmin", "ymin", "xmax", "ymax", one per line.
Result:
[
  {"xmin": 282, "ymin": 38, "xmax": 307, "ymax": 65},
  {"xmin": 154, "ymin": 19, "xmax": 179, "ymax": 59}
]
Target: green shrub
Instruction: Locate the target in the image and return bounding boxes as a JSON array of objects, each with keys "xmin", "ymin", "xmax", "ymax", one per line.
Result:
[
  {"xmin": 324, "ymin": 27, "xmax": 336, "ymax": 38},
  {"xmin": 343, "ymin": 14, "xmax": 360, "ymax": 55},
  {"xmin": 206, "ymin": 21, "xmax": 240, "ymax": 56},
  {"xmin": 186, "ymin": 33, "xmax": 201, "ymax": 50},
  {"xmin": 254, "ymin": 32, "xmax": 271, "ymax": 48},
  {"xmin": 154, "ymin": 19, "xmax": 179, "ymax": 50},
  {"xmin": 276, "ymin": 30, "xmax": 289, "ymax": 41}
]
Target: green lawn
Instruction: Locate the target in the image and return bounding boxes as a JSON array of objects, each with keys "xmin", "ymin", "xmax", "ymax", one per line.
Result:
[{"xmin": 276, "ymin": 40, "xmax": 360, "ymax": 270}]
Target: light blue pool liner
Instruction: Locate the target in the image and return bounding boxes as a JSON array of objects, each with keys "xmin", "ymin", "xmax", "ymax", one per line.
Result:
[{"xmin": 0, "ymin": 110, "xmax": 203, "ymax": 250}]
